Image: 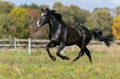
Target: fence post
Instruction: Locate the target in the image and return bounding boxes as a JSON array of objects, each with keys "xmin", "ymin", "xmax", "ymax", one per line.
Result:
[
  {"xmin": 102, "ymin": 42, "xmax": 104, "ymax": 47},
  {"xmin": 14, "ymin": 37, "xmax": 16, "ymax": 49},
  {"xmin": 28, "ymin": 38, "xmax": 31, "ymax": 54}
]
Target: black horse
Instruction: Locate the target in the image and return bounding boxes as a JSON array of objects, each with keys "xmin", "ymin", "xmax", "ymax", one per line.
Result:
[{"xmin": 37, "ymin": 8, "xmax": 112, "ymax": 63}]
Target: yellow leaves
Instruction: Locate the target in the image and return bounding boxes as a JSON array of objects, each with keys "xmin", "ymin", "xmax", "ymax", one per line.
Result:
[
  {"xmin": 10, "ymin": 8, "xmax": 26, "ymax": 18},
  {"xmin": 9, "ymin": 7, "xmax": 30, "ymax": 38},
  {"xmin": 10, "ymin": 8, "xmax": 27, "ymax": 23},
  {"xmin": 112, "ymin": 15, "xmax": 120, "ymax": 40}
]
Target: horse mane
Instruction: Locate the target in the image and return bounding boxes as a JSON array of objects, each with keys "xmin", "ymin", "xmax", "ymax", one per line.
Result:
[
  {"xmin": 50, "ymin": 10, "xmax": 67, "ymax": 27},
  {"xmin": 50, "ymin": 10, "xmax": 62, "ymax": 22}
]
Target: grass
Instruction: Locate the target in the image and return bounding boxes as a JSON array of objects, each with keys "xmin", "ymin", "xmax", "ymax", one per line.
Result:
[{"xmin": 0, "ymin": 47, "xmax": 120, "ymax": 79}]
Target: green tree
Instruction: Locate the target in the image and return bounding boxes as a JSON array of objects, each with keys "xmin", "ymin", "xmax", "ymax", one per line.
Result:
[
  {"xmin": 20, "ymin": 3, "xmax": 38, "ymax": 9},
  {"xmin": 85, "ymin": 14, "xmax": 97, "ymax": 29},
  {"xmin": 53, "ymin": 2, "xmax": 63, "ymax": 8},
  {"xmin": 20, "ymin": 4, "xmax": 49, "ymax": 39},
  {"xmin": 10, "ymin": 8, "xmax": 30, "ymax": 38},
  {"xmin": 19, "ymin": 4, "xmax": 29, "ymax": 8},
  {"xmin": 116, "ymin": 6, "xmax": 120, "ymax": 16},
  {"xmin": 93, "ymin": 8, "xmax": 113, "ymax": 34},
  {"xmin": 53, "ymin": 2, "xmax": 92, "ymax": 28},
  {"xmin": 0, "ymin": 14, "xmax": 14, "ymax": 38},
  {"xmin": 0, "ymin": 1, "xmax": 15, "ymax": 14},
  {"xmin": 39, "ymin": 5, "xmax": 49, "ymax": 10}
]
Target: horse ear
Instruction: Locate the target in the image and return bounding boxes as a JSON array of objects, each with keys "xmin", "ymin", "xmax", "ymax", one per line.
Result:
[
  {"xmin": 46, "ymin": 8, "xmax": 50, "ymax": 11},
  {"xmin": 41, "ymin": 8, "xmax": 44, "ymax": 12}
]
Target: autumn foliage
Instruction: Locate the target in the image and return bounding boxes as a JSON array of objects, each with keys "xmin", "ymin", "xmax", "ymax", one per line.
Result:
[{"xmin": 112, "ymin": 15, "xmax": 120, "ymax": 40}]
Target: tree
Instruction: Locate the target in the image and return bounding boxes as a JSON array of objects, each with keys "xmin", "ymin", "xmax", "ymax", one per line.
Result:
[
  {"xmin": 53, "ymin": 2, "xmax": 92, "ymax": 27},
  {"xmin": 116, "ymin": 6, "xmax": 120, "ymax": 16},
  {"xmin": 19, "ymin": 4, "xmax": 49, "ymax": 39},
  {"xmin": 0, "ymin": 1, "xmax": 15, "ymax": 14},
  {"xmin": 19, "ymin": 4, "xmax": 29, "ymax": 8},
  {"xmin": 93, "ymin": 8, "xmax": 113, "ymax": 34},
  {"xmin": 10, "ymin": 8, "xmax": 30, "ymax": 38},
  {"xmin": 53, "ymin": 2, "xmax": 63, "ymax": 9},
  {"xmin": 112, "ymin": 15, "xmax": 120, "ymax": 40},
  {"xmin": 0, "ymin": 14, "xmax": 14, "ymax": 38},
  {"xmin": 20, "ymin": 3, "xmax": 39, "ymax": 9},
  {"xmin": 39, "ymin": 5, "xmax": 49, "ymax": 10}
]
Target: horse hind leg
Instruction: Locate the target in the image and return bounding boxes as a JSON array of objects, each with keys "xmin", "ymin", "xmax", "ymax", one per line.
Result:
[
  {"xmin": 72, "ymin": 49, "xmax": 84, "ymax": 62},
  {"xmin": 84, "ymin": 47, "xmax": 92, "ymax": 63}
]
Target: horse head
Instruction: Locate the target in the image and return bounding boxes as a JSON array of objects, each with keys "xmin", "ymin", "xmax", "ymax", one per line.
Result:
[
  {"xmin": 37, "ymin": 8, "xmax": 63, "ymax": 27},
  {"xmin": 37, "ymin": 8, "xmax": 50, "ymax": 27},
  {"xmin": 37, "ymin": 8, "xmax": 58, "ymax": 27}
]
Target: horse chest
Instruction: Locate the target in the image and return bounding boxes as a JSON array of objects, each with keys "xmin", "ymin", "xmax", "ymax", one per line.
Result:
[{"xmin": 49, "ymin": 28, "xmax": 63, "ymax": 44}]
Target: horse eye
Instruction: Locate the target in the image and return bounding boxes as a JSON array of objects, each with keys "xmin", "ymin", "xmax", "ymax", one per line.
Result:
[
  {"xmin": 45, "ymin": 14, "xmax": 47, "ymax": 16},
  {"xmin": 41, "ymin": 17, "xmax": 44, "ymax": 21}
]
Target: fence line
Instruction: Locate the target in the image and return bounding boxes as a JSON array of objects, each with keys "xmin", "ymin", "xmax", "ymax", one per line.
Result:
[{"xmin": 0, "ymin": 38, "xmax": 119, "ymax": 53}]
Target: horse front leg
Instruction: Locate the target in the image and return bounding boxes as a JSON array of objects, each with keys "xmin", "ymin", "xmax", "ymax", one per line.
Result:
[
  {"xmin": 46, "ymin": 42, "xmax": 56, "ymax": 61},
  {"xmin": 56, "ymin": 42, "xmax": 70, "ymax": 60}
]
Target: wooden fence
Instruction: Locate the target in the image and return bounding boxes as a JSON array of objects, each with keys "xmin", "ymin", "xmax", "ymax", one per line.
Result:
[{"xmin": 0, "ymin": 38, "xmax": 119, "ymax": 53}]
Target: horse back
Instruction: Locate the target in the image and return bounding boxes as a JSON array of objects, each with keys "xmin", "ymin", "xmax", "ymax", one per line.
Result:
[{"xmin": 75, "ymin": 26, "xmax": 92, "ymax": 41}]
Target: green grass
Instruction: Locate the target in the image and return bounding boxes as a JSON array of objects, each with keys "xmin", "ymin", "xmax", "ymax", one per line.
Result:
[{"xmin": 0, "ymin": 48, "xmax": 120, "ymax": 79}]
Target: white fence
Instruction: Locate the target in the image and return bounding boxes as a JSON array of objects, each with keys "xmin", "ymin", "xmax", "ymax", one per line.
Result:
[
  {"xmin": 0, "ymin": 38, "xmax": 49, "ymax": 54},
  {"xmin": 0, "ymin": 38, "xmax": 119, "ymax": 53}
]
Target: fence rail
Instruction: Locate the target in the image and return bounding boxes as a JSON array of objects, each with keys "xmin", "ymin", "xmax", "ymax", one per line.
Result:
[{"xmin": 0, "ymin": 38, "xmax": 119, "ymax": 53}]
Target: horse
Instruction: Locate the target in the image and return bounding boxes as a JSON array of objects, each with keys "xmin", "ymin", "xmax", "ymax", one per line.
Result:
[{"xmin": 37, "ymin": 8, "xmax": 112, "ymax": 63}]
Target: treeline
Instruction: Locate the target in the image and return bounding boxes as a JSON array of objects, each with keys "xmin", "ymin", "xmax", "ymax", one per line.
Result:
[{"xmin": 0, "ymin": 1, "xmax": 120, "ymax": 39}]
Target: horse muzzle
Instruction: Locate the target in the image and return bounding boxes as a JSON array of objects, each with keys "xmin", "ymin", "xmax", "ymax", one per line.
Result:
[
  {"xmin": 37, "ymin": 21, "xmax": 45, "ymax": 27},
  {"xmin": 37, "ymin": 20, "xmax": 41, "ymax": 27}
]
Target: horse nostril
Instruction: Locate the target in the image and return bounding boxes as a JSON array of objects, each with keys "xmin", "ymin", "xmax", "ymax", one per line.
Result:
[{"xmin": 37, "ymin": 21, "xmax": 40, "ymax": 27}]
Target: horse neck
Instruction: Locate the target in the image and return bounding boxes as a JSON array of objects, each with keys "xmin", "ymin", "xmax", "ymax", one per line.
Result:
[{"xmin": 48, "ymin": 15, "xmax": 62, "ymax": 36}]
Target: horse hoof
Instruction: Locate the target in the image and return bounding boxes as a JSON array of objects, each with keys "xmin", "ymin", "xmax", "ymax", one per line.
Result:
[
  {"xmin": 63, "ymin": 56, "xmax": 70, "ymax": 60},
  {"xmin": 72, "ymin": 58, "xmax": 78, "ymax": 63},
  {"xmin": 51, "ymin": 56, "xmax": 56, "ymax": 61}
]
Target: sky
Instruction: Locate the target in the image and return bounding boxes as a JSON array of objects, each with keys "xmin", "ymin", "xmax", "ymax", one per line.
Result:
[{"xmin": 5, "ymin": 0, "xmax": 120, "ymax": 12}]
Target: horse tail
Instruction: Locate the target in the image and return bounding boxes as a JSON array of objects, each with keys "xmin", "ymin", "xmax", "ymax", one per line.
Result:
[{"xmin": 90, "ymin": 28, "xmax": 113, "ymax": 47}]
